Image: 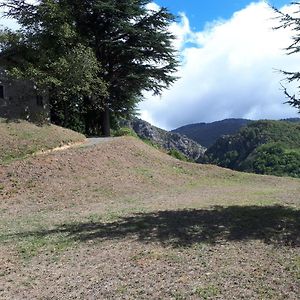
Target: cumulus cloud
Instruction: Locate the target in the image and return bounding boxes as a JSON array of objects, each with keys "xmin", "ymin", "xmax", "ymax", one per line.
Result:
[
  {"xmin": 139, "ymin": 1, "xmax": 300, "ymax": 130},
  {"xmin": 145, "ymin": 2, "xmax": 161, "ymax": 12}
]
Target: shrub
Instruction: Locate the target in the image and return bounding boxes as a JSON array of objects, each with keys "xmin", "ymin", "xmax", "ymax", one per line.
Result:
[
  {"xmin": 168, "ymin": 149, "xmax": 190, "ymax": 162},
  {"xmin": 113, "ymin": 127, "xmax": 138, "ymax": 137}
]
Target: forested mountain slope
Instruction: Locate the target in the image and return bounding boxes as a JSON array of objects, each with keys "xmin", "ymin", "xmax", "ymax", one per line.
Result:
[
  {"xmin": 172, "ymin": 119, "xmax": 251, "ymax": 147},
  {"xmin": 203, "ymin": 120, "xmax": 300, "ymax": 178}
]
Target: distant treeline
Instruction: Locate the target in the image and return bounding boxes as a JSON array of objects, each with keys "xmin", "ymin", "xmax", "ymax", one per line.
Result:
[{"xmin": 201, "ymin": 120, "xmax": 300, "ymax": 178}]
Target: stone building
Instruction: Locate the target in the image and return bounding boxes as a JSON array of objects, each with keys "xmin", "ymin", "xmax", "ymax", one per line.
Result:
[{"xmin": 0, "ymin": 69, "xmax": 49, "ymax": 123}]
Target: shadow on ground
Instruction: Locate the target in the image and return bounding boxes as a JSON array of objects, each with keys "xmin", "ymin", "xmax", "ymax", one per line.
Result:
[{"xmin": 7, "ymin": 205, "xmax": 300, "ymax": 248}]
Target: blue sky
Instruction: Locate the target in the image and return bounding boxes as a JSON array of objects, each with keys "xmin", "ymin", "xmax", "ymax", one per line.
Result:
[
  {"xmin": 155, "ymin": 0, "xmax": 290, "ymax": 30},
  {"xmin": 140, "ymin": 1, "xmax": 300, "ymax": 129}
]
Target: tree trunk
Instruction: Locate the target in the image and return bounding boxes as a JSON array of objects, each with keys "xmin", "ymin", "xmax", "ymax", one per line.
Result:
[{"xmin": 100, "ymin": 106, "xmax": 110, "ymax": 137}]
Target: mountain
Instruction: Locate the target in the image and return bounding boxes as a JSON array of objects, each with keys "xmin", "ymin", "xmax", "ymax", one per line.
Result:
[
  {"xmin": 172, "ymin": 118, "xmax": 251, "ymax": 148},
  {"xmin": 124, "ymin": 118, "xmax": 206, "ymax": 162},
  {"xmin": 281, "ymin": 117, "xmax": 300, "ymax": 123},
  {"xmin": 202, "ymin": 120, "xmax": 300, "ymax": 178}
]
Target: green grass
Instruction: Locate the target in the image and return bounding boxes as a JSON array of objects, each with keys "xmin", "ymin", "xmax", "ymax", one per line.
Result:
[
  {"xmin": 17, "ymin": 234, "xmax": 75, "ymax": 260},
  {"xmin": 141, "ymin": 138, "xmax": 162, "ymax": 150},
  {"xmin": 194, "ymin": 285, "xmax": 220, "ymax": 299},
  {"xmin": 168, "ymin": 149, "xmax": 192, "ymax": 162},
  {"xmin": 286, "ymin": 256, "xmax": 300, "ymax": 280}
]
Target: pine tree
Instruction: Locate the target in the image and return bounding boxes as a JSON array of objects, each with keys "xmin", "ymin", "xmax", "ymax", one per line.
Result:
[
  {"xmin": 273, "ymin": 3, "xmax": 300, "ymax": 113},
  {"xmin": 0, "ymin": 0, "xmax": 179, "ymax": 136}
]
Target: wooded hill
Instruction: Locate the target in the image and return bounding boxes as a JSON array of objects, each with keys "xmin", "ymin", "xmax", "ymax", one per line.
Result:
[
  {"xmin": 172, "ymin": 119, "xmax": 252, "ymax": 148},
  {"xmin": 202, "ymin": 120, "xmax": 300, "ymax": 178}
]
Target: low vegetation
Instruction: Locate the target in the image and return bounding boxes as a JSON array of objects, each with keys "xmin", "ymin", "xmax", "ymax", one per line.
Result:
[
  {"xmin": 204, "ymin": 120, "xmax": 300, "ymax": 178},
  {"xmin": 114, "ymin": 126, "xmax": 192, "ymax": 162},
  {"xmin": 0, "ymin": 136, "xmax": 299, "ymax": 299},
  {"xmin": 0, "ymin": 118, "xmax": 85, "ymax": 164},
  {"xmin": 112, "ymin": 127, "xmax": 138, "ymax": 138}
]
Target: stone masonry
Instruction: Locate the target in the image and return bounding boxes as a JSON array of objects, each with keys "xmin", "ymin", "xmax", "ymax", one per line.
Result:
[{"xmin": 0, "ymin": 69, "xmax": 49, "ymax": 123}]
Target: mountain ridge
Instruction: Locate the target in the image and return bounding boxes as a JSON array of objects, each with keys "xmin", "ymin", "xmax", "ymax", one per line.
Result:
[
  {"xmin": 172, "ymin": 118, "xmax": 300, "ymax": 148},
  {"xmin": 172, "ymin": 118, "xmax": 252, "ymax": 147}
]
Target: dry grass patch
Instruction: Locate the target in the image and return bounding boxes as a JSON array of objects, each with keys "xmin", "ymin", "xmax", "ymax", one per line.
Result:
[
  {"xmin": 0, "ymin": 137, "xmax": 299, "ymax": 299},
  {"xmin": 0, "ymin": 118, "xmax": 85, "ymax": 164}
]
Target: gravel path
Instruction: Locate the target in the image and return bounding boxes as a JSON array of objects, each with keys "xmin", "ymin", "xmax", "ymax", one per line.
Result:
[{"xmin": 83, "ymin": 137, "xmax": 116, "ymax": 147}]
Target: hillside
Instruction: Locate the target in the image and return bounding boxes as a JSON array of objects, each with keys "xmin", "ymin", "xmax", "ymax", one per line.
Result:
[
  {"xmin": 172, "ymin": 118, "xmax": 251, "ymax": 147},
  {"xmin": 204, "ymin": 120, "xmax": 300, "ymax": 178},
  {"xmin": 1, "ymin": 136, "xmax": 299, "ymax": 299},
  {"xmin": 124, "ymin": 118, "xmax": 206, "ymax": 161},
  {"xmin": 0, "ymin": 118, "xmax": 85, "ymax": 164}
]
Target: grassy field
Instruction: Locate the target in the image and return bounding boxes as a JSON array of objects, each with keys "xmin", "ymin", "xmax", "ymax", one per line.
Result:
[
  {"xmin": 0, "ymin": 136, "xmax": 299, "ymax": 299},
  {"xmin": 0, "ymin": 118, "xmax": 85, "ymax": 164}
]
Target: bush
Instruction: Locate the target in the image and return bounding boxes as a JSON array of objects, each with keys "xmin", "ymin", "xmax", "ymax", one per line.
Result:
[
  {"xmin": 168, "ymin": 149, "xmax": 191, "ymax": 162},
  {"xmin": 113, "ymin": 127, "xmax": 138, "ymax": 137}
]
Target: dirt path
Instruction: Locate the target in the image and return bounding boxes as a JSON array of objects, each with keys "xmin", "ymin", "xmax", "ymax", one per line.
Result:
[
  {"xmin": 0, "ymin": 137, "xmax": 299, "ymax": 300},
  {"xmin": 33, "ymin": 136, "xmax": 117, "ymax": 156},
  {"xmin": 84, "ymin": 137, "xmax": 116, "ymax": 147}
]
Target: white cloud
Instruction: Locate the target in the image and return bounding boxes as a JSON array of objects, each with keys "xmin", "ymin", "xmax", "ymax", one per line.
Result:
[
  {"xmin": 139, "ymin": 1, "xmax": 300, "ymax": 130},
  {"xmin": 145, "ymin": 2, "xmax": 161, "ymax": 13},
  {"xmin": 169, "ymin": 13, "xmax": 197, "ymax": 50}
]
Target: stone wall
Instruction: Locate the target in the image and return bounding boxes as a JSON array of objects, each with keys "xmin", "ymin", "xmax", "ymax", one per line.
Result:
[{"xmin": 0, "ymin": 70, "xmax": 49, "ymax": 123}]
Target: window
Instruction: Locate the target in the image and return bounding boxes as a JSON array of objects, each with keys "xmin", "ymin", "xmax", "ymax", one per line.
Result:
[
  {"xmin": 0, "ymin": 85, "xmax": 4, "ymax": 99},
  {"xmin": 36, "ymin": 95, "xmax": 43, "ymax": 106}
]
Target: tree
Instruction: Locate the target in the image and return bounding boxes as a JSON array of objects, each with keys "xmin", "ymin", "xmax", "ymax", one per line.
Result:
[
  {"xmin": 0, "ymin": 0, "xmax": 107, "ymax": 132},
  {"xmin": 0, "ymin": 0, "xmax": 179, "ymax": 136},
  {"xmin": 273, "ymin": 3, "xmax": 300, "ymax": 113}
]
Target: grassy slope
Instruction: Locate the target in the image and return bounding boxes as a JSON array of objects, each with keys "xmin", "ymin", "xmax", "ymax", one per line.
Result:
[
  {"xmin": 0, "ymin": 137, "xmax": 299, "ymax": 299},
  {"xmin": 0, "ymin": 118, "xmax": 85, "ymax": 164}
]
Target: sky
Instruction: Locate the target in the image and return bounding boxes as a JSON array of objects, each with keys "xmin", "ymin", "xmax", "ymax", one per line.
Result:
[
  {"xmin": 139, "ymin": 0, "xmax": 300, "ymax": 129},
  {"xmin": 0, "ymin": 1, "xmax": 299, "ymax": 129},
  {"xmin": 154, "ymin": 0, "xmax": 289, "ymax": 31}
]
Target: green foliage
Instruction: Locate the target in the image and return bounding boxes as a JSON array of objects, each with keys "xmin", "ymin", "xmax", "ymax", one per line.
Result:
[
  {"xmin": 273, "ymin": 4, "xmax": 300, "ymax": 113},
  {"xmin": 173, "ymin": 119, "xmax": 251, "ymax": 148},
  {"xmin": 168, "ymin": 149, "xmax": 191, "ymax": 162},
  {"xmin": 113, "ymin": 127, "xmax": 138, "ymax": 138},
  {"xmin": 204, "ymin": 120, "xmax": 300, "ymax": 178},
  {"xmin": 0, "ymin": 0, "xmax": 179, "ymax": 136},
  {"xmin": 252, "ymin": 143, "xmax": 300, "ymax": 177}
]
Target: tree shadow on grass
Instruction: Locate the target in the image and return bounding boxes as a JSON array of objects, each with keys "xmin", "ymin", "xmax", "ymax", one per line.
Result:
[{"xmin": 7, "ymin": 205, "xmax": 300, "ymax": 248}]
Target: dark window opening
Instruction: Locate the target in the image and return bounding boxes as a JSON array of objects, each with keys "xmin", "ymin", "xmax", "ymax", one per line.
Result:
[
  {"xmin": 0, "ymin": 85, "xmax": 4, "ymax": 99},
  {"xmin": 36, "ymin": 95, "xmax": 43, "ymax": 106}
]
